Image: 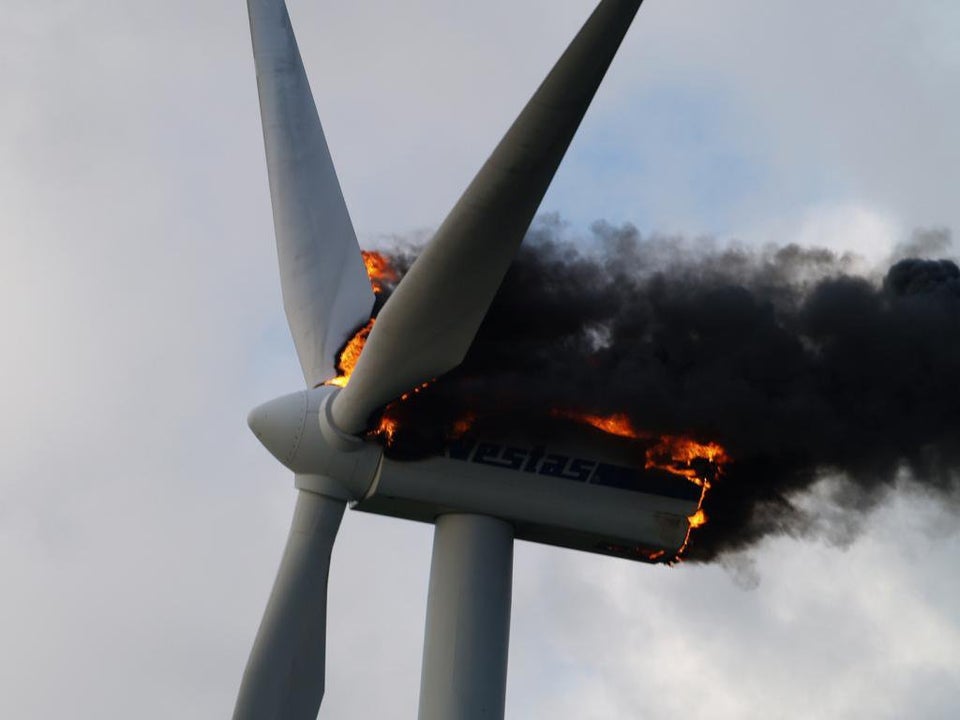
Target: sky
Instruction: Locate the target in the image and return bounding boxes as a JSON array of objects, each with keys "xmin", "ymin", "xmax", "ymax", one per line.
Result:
[{"xmin": 1, "ymin": 0, "xmax": 958, "ymax": 717}]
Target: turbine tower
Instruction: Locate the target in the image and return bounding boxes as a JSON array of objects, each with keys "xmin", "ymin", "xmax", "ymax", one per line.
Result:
[{"xmin": 235, "ymin": 2, "xmax": 703, "ymax": 718}]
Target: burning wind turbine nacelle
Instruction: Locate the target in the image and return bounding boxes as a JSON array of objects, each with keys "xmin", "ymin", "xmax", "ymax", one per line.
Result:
[{"xmin": 248, "ymin": 387, "xmax": 698, "ymax": 561}]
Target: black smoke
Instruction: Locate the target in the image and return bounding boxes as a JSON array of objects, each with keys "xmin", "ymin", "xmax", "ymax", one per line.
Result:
[{"xmin": 367, "ymin": 222, "xmax": 960, "ymax": 560}]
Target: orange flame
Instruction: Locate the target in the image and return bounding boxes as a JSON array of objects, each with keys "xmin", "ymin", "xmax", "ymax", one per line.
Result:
[
  {"xmin": 554, "ymin": 410, "xmax": 729, "ymax": 562},
  {"xmin": 644, "ymin": 435, "xmax": 729, "ymax": 486},
  {"xmin": 555, "ymin": 411, "xmax": 642, "ymax": 439},
  {"xmin": 374, "ymin": 414, "xmax": 400, "ymax": 444},
  {"xmin": 670, "ymin": 484, "xmax": 711, "ymax": 563},
  {"xmin": 325, "ymin": 252, "xmax": 400, "ymax": 388},
  {"xmin": 645, "ymin": 433, "xmax": 727, "ymax": 562},
  {"xmin": 367, "ymin": 382, "xmax": 435, "ymax": 446},
  {"xmin": 326, "ymin": 318, "xmax": 375, "ymax": 388},
  {"xmin": 361, "ymin": 250, "xmax": 399, "ymax": 295},
  {"xmin": 687, "ymin": 508, "xmax": 708, "ymax": 528},
  {"xmin": 451, "ymin": 412, "xmax": 477, "ymax": 439},
  {"xmin": 398, "ymin": 381, "xmax": 432, "ymax": 402}
]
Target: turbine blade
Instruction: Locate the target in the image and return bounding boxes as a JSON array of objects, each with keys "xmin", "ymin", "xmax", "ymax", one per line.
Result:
[
  {"xmin": 332, "ymin": 0, "xmax": 644, "ymax": 433},
  {"xmin": 248, "ymin": 0, "xmax": 375, "ymax": 388},
  {"xmin": 233, "ymin": 490, "xmax": 345, "ymax": 720}
]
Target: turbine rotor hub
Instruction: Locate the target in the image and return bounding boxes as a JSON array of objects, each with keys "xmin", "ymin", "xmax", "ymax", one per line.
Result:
[{"xmin": 247, "ymin": 385, "xmax": 382, "ymax": 500}]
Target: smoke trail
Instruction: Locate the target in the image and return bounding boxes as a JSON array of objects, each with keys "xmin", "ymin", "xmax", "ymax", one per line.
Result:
[{"xmin": 369, "ymin": 222, "xmax": 960, "ymax": 560}]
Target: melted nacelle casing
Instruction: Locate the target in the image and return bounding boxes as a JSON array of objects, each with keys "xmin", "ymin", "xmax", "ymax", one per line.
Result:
[{"xmin": 247, "ymin": 386, "xmax": 382, "ymax": 500}]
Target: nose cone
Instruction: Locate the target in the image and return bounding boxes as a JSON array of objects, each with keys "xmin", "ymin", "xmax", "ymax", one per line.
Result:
[{"xmin": 247, "ymin": 391, "xmax": 309, "ymax": 468}]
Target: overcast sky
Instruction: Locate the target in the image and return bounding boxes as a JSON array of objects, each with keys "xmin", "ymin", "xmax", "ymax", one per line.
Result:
[{"xmin": 2, "ymin": 1, "xmax": 958, "ymax": 718}]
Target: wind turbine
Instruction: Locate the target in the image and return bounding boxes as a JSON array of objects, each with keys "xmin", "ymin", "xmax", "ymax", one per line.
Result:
[{"xmin": 235, "ymin": 1, "xmax": 703, "ymax": 718}]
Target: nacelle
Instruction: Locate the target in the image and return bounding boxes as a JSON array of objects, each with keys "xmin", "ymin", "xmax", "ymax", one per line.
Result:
[
  {"xmin": 249, "ymin": 387, "xmax": 701, "ymax": 562},
  {"xmin": 358, "ymin": 436, "xmax": 701, "ymax": 563}
]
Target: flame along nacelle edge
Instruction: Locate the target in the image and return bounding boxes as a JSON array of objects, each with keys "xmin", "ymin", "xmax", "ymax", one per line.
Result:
[{"xmin": 248, "ymin": 386, "xmax": 700, "ymax": 563}]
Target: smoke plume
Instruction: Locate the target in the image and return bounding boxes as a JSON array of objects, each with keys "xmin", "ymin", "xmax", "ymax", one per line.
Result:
[{"xmin": 368, "ymin": 221, "xmax": 960, "ymax": 560}]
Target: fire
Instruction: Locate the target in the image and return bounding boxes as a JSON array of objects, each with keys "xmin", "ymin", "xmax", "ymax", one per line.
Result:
[
  {"xmin": 373, "ymin": 414, "xmax": 399, "ymax": 444},
  {"xmin": 644, "ymin": 435, "xmax": 729, "ymax": 486},
  {"xmin": 451, "ymin": 412, "xmax": 477, "ymax": 438},
  {"xmin": 326, "ymin": 252, "xmax": 400, "ymax": 388},
  {"xmin": 646, "ymin": 434, "xmax": 727, "ymax": 562},
  {"xmin": 367, "ymin": 382, "xmax": 436, "ymax": 445},
  {"xmin": 326, "ymin": 318, "xmax": 375, "ymax": 388},
  {"xmin": 553, "ymin": 410, "xmax": 642, "ymax": 439},
  {"xmin": 555, "ymin": 410, "xmax": 729, "ymax": 562},
  {"xmin": 398, "ymin": 381, "xmax": 432, "ymax": 402},
  {"xmin": 687, "ymin": 508, "xmax": 707, "ymax": 528},
  {"xmin": 361, "ymin": 250, "xmax": 399, "ymax": 295}
]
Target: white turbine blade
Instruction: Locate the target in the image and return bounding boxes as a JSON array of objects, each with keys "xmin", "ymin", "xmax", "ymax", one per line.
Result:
[
  {"xmin": 233, "ymin": 490, "xmax": 345, "ymax": 720},
  {"xmin": 332, "ymin": 0, "xmax": 644, "ymax": 433},
  {"xmin": 248, "ymin": 0, "xmax": 375, "ymax": 387}
]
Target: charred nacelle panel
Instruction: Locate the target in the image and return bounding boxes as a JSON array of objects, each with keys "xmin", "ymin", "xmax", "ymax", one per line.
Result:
[{"xmin": 354, "ymin": 439, "xmax": 702, "ymax": 563}]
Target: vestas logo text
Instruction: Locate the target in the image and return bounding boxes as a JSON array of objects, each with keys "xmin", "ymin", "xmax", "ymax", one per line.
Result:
[
  {"xmin": 446, "ymin": 440, "xmax": 597, "ymax": 481},
  {"xmin": 442, "ymin": 440, "xmax": 702, "ymax": 502}
]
